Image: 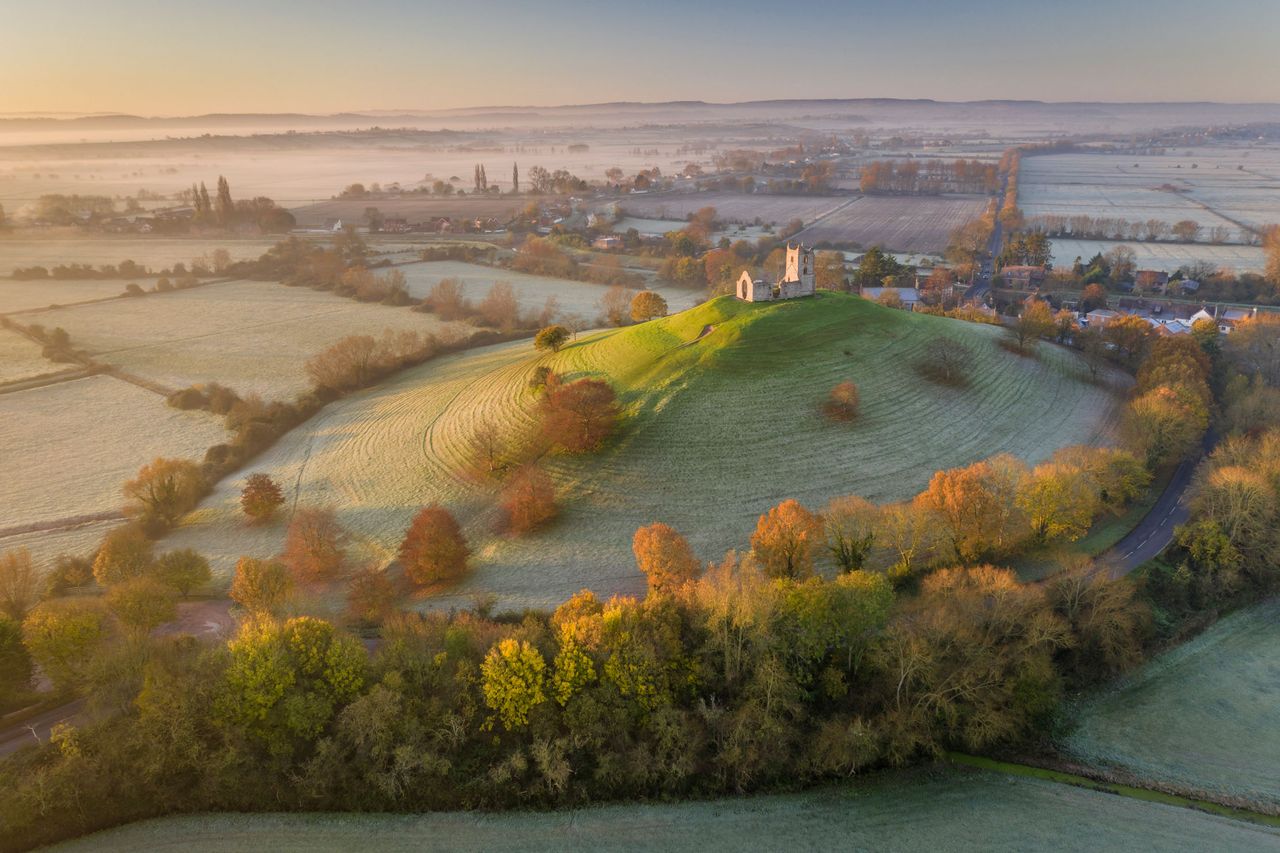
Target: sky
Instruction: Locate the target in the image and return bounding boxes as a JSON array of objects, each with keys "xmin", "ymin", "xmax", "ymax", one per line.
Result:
[{"xmin": 1, "ymin": 0, "xmax": 1278, "ymax": 114}]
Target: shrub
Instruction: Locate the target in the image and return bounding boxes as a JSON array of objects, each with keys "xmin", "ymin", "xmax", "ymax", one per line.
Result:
[
  {"xmin": 154, "ymin": 549, "xmax": 211, "ymax": 596},
  {"xmin": 822, "ymin": 381, "xmax": 860, "ymax": 421},
  {"xmin": 399, "ymin": 505, "xmax": 470, "ymax": 587},
  {"xmin": 534, "ymin": 324, "xmax": 570, "ymax": 353},
  {"xmin": 43, "ymin": 554, "xmax": 94, "ymax": 598}
]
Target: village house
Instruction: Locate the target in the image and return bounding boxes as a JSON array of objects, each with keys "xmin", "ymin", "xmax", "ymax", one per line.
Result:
[
  {"xmin": 593, "ymin": 235, "xmax": 623, "ymax": 250},
  {"xmin": 1135, "ymin": 269, "xmax": 1170, "ymax": 293},
  {"xmin": 1000, "ymin": 265, "xmax": 1047, "ymax": 289},
  {"xmin": 1085, "ymin": 308, "xmax": 1121, "ymax": 327},
  {"xmin": 735, "ymin": 244, "xmax": 816, "ymax": 302}
]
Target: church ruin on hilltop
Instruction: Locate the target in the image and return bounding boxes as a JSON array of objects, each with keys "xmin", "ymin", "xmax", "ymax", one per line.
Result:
[{"xmin": 735, "ymin": 243, "xmax": 816, "ymax": 302}]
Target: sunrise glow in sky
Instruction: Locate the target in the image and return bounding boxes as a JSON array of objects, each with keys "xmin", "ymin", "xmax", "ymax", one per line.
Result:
[{"xmin": 2, "ymin": 0, "xmax": 1278, "ymax": 114}]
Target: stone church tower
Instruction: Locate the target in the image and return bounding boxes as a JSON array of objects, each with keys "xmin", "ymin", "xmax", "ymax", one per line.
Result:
[{"xmin": 736, "ymin": 244, "xmax": 816, "ymax": 302}]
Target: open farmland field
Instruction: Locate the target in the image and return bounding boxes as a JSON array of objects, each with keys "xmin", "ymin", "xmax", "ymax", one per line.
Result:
[
  {"xmin": 1049, "ymin": 238, "xmax": 1267, "ymax": 274},
  {"xmin": 0, "ymin": 236, "xmax": 286, "ymax": 276},
  {"xmin": 45, "ymin": 767, "xmax": 1280, "ymax": 853},
  {"xmin": 615, "ymin": 192, "xmax": 847, "ymax": 225},
  {"xmin": 0, "ymin": 327, "xmax": 56, "ymax": 384},
  {"xmin": 396, "ymin": 261, "xmax": 702, "ymax": 320},
  {"xmin": 20, "ymin": 280, "xmax": 470, "ymax": 399},
  {"xmin": 0, "ymin": 375, "xmax": 224, "ymax": 552},
  {"xmin": 1063, "ymin": 598, "xmax": 1280, "ymax": 809},
  {"xmin": 290, "ymin": 197, "xmax": 525, "ymax": 230},
  {"xmin": 164, "ymin": 294, "xmax": 1123, "ymax": 610},
  {"xmin": 1017, "ymin": 150, "xmax": 1278, "ymax": 241},
  {"xmin": 797, "ymin": 195, "xmax": 987, "ymax": 252},
  {"xmin": 0, "ymin": 278, "xmax": 151, "ymax": 313}
]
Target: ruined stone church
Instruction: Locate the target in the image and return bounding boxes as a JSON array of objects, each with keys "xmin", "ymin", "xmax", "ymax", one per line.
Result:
[{"xmin": 735, "ymin": 243, "xmax": 816, "ymax": 302}]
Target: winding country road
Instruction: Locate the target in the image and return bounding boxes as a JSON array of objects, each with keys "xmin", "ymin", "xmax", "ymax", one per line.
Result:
[{"xmin": 1101, "ymin": 432, "xmax": 1216, "ymax": 576}]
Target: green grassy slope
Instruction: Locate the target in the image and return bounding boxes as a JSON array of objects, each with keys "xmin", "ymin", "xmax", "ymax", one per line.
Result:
[
  {"xmin": 1062, "ymin": 597, "xmax": 1280, "ymax": 809},
  {"xmin": 165, "ymin": 293, "xmax": 1124, "ymax": 611}
]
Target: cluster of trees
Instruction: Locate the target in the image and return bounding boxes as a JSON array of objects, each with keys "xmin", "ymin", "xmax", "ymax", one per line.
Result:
[
  {"xmin": 999, "ymin": 231, "xmax": 1052, "ymax": 268},
  {"xmin": 0, "ymin": 516, "xmax": 1156, "ymax": 850},
  {"xmin": 998, "ymin": 148, "xmax": 1022, "ymax": 229},
  {"xmin": 859, "ymin": 159, "xmax": 999, "ymax": 195},
  {"xmin": 1024, "ymin": 215, "xmax": 1236, "ymax": 245},
  {"xmin": 421, "ymin": 277, "xmax": 566, "ymax": 333},
  {"xmin": 187, "ymin": 176, "xmax": 295, "ymax": 233}
]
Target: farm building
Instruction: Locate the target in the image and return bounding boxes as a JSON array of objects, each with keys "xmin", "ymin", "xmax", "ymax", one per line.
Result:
[
  {"xmin": 736, "ymin": 244, "xmax": 816, "ymax": 302},
  {"xmin": 593, "ymin": 235, "xmax": 623, "ymax": 250}
]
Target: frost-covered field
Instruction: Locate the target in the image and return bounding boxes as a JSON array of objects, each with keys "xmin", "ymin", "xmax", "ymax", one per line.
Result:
[
  {"xmin": 1018, "ymin": 148, "xmax": 1280, "ymax": 240},
  {"xmin": 0, "ymin": 374, "xmax": 224, "ymax": 543},
  {"xmin": 20, "ymin": 280, "xmax": 470, "ymax": 399},
  {"xmin": 0, "ymin": 278, "xmax": 140, "ymax": 313},
  {"xmin": 0, "ymin": 237, "xmax": 284, "ymax": 276},
  {"xmin": 615, "ymin": 192, "xmax": 846, "ymax": 224},
  {"xmin": 395, "ymin": 261, "xmax": 702, "ymax": 320},
  {"xmin": 1064, "ymin": 598, "xmax": 1280, "ymax": 809},
  {"xmin": 0, "ymin": 327, "xmax": 56, "ymax": 384},
  {"xmin": 165, "ymin": 297, "xmax": 1123, "ymax": 611},
  {"xmin": 798, "ymin": 195, "xmax": 987, "ymax": 253},
  {"xmin": 44, "ymin": 768, "xmax": 1280, "ymax": 853},
  {"xmin": 1049, "ymin": 239, "xmax": 1267, "ymax": 274}
]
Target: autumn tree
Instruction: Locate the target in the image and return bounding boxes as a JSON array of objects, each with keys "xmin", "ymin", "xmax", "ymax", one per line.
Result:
[
  {"xmin": 1080, "ymin": 283, "xmax": 1108, "ymax": 312},
  {"xmin": 467, "ymin": 417, "xmax": 506, "ymax": 475},
  {"xmin": 154, "ymin": 548, "xmax": 211, "ymax": 596},
  {"xmin": 1017, "ymin": 462, "xmax": 1100, "ymax": 543},
  {"xmin": 1225, "ymin": 313, "xmax": 1280, "ymax": 387},
  {"xmin": 1013, "ymin": 298, "xmax": 1055, "ymax": 351},
  {"xmin": 92, "ymin": 526, "xmax": 155, "ymax": 586},
  {"xmin": 106, "ymin": 576, "xmax": 178, "ymax": 637},
  {"xmin": 282, "ymin": 507, "xmax": 349, "ymax": 583},
  {"xmin": 823, "ymin": 496, "xmax": 878, "ymax": 572},
  {"xmin": 916, "ymin": 455, "xmax": 1030, "ymax": 562},
  {"xmin": 346, "ymin": 568, "xmax": 398, "ymax": 624},
  {"xmin": 632, "ymin": 522, "xmax": 700, "ymax": 593},
  {"xmin": 822, "ymin": 381, "xmax": 860, "ymax": 421},
  {"xmin": 0, "ymin": 616, "xmax": 32, "ymax": 697},
  {"xmin": 917, "ymin": 336, "xmax": 972, "ymax": 386},
  {"xmin": 541, "ymin": 378, "xmax": 620, "ymax": 452},
  {"xmin": 423, "ymin": 277, "xmax": 471, "ymax": 320},
  {"xmin": 240, "ymin": 473, "xmax": 286, "ymax": 524},
  {"xmin": 815, "ymin": 251, "xmax": 847, "ymax": 291},
  {"xmin": 630, "ymin": 290, "xmax": 669, "ymax": 322},
  {"xmin": 751, "ymin": 499, "xmax": 823, "ymax": 578},
  {"xmin": 534, "ymin": 324, "xmax": 570, "ymax": 353},
  {"xmin": 305, "ymin": 334, "xmax": 382, "ymax": 391},
  {"xmin": 220, "ymin": 616, "xmax": 366, "ymax": 754},
  {"xmin": 1125, "ymin": 384, "xmax": 1208, "ymax": 468},
  {"xmin": 599, "ymin": 285, "xmax": 635, "ymax": 327},
  {"xmin": 0, "ymin": 548, "xmax": 38, "ymax": 621},
  {"xmin": 482, "ymin": 638, "xmax": 547, "ymax": 729},
  {"xmin": 399, "ymin": 505, "xmax": 470, "ymax": 586},
  {"xmin": 500, "ymin": 465, "xmax": 558, "ymax": 534},
  {"xmin": 478, "ymin": 281, "xmax": 520, "ymax": 331},
  {"xmin": 1102, "ymin": 313, "xmax": 1153, "ymax": 366},
  {"xmin": 21, "ymin": 598, "xmax": 108, "ymax": 689},
  {"xmin": 229, "ymin": 557, "xmax": 291, "ymax": 614},
  {"xmin": 123, "ymin": 458, "xmax": 205, "ymax": 528}
]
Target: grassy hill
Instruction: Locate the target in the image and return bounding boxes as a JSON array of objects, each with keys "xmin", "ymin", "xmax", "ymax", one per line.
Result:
[{"xmin": 166, "ymin": 293, "xmax": 1124, "ymax": 611}]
